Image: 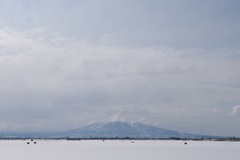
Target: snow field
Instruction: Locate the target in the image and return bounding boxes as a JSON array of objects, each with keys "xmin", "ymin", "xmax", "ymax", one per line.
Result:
[{"xmin": 0, "ymin": 140, "xmax": 239, "ymax": 160}]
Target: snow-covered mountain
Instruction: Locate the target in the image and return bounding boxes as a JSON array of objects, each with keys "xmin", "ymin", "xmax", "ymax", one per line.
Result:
[
  {"xmin": 53, "ymin": 121, "xmax": 207, "ymax": 139},
  {"xmin": 0, "ymin": 121, "xmax": 213, "ymax": 139}
]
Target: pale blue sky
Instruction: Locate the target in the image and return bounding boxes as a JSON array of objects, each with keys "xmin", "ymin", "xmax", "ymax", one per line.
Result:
[
  {"xmin": 1, "ymin": 0, "xmax": 240, "ymax": 48},
  {"xmin": 0, "ymin": 0, "xmax": 240, "ymax": 136}
]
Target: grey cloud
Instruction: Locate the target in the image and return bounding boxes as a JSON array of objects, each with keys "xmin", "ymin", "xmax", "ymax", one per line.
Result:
[
  {"xmin": 229, "ymin": 105, "xmax": 240, "ymax": 116},
  {"xmin": 0, "ymin": 27, "xmax": 240, "ymax": 135}
]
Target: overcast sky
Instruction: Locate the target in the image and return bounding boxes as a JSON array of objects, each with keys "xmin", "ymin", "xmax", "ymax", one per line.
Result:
[{"xmin": 0, "ymin": 0, "xmax": 240, "ymax": 136}]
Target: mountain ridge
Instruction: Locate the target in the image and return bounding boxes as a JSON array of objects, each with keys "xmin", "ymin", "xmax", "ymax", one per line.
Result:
[
  {"xmin": 0, "ymin": 121, "xmax": 217, "ymax": 139},
  {"xmin": 51, "ymin": 121, "xmax": 212, "ymax": 139}
]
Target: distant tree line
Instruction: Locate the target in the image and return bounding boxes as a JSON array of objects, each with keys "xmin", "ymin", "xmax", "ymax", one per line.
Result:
[{"xmin": 0, "ymin": 136, "xmax": 240, "ymax": 141}]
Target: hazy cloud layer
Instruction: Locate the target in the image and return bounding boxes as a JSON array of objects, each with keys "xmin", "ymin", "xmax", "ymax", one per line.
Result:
[
  {"xmin": 0, "ymin": 0, "xmax": 240, "ymax": 136},
  {"xmin": 0, "ymin": 27, "xmax": 239, "ymax": 135}
]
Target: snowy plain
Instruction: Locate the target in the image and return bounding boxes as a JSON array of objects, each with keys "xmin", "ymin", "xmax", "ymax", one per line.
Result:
[{"xmin": 0, "ymin": 140, "xmax": 239, "ymax": 160}]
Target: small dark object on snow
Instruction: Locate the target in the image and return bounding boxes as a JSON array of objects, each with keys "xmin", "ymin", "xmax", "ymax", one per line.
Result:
[
  {"xmin": 34, "ymin": 142, "xmax": 37, "ymax": 144},
  {"xmin": 184, "ymin": 142, "xmax": 187, "ymax": 145},
  {"xmin": 27, "ymin": 142, "xmax": 30, "ymax": 144}
]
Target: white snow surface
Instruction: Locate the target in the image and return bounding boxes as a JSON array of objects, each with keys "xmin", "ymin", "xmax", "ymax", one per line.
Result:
[{"xmin": 0, "ymin": 140, "xmax": 239, "ymax": 160}]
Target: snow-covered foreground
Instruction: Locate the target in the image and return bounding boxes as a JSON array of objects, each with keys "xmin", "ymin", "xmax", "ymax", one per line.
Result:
[{"xmin": 0, "ymin": 140, "xmax": 239, "ymax": 160}]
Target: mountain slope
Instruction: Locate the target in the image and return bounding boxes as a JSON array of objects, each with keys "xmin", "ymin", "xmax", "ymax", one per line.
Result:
[
  {"xmin": 55, "ymin": 121, "xmax": 206, "ymax": 139},
  {"xmin": 0, "ymin": 121, "xmax": 213, "ymax": 139}
]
